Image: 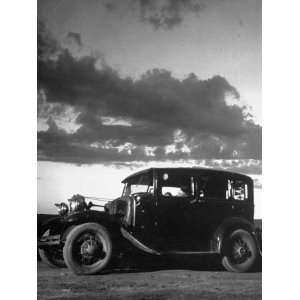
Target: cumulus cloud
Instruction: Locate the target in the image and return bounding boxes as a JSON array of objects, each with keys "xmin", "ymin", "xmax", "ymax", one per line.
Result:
[
  {"xmin": 37, "ymin": 22, "xmax": 261, "ymax": 170},
  {"xmin": 104, "ymin": 0, "xmax": 206, "ymax": 30}
]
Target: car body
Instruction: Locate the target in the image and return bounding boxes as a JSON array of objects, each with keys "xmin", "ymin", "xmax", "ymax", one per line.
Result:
[{"xmin": 38, "ymin": 168, "xmax": 261, "ymax": 274}]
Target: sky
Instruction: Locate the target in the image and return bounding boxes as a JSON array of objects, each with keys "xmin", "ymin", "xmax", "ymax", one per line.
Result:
[{"xmin": 37, "ymin": 0, "xmax": 262, "ymax": 218}]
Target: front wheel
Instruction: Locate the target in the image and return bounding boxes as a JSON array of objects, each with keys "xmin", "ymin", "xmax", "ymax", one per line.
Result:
[
  {"xmin": 63, "ymin": 223, "xmax": 112, "ymax": 275},
  {"xmin": 222, "ymin": 229, "xmax": 258, "ymax": 272}
]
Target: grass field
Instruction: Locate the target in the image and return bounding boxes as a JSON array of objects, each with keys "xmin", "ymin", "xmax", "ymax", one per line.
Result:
[{"xmin": 38, "ymin": 259, "xmax": 261, "ymax": 300}]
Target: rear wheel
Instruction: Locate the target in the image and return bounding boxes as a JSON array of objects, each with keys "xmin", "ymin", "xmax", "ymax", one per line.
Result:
[
  {"xmin": 63, "ymin": 223, "xmax": 112, "ymax": 275},
  {"xmin": 222, "ymin": 229, "xmax": 258, "ymax": 272},
  {"xmin": 39, "ymin": 247, "xmax": 65, "ymax": 268},
  {"xmin": 38, "ymin": 229, "xmax": 65, "ymax": 268}
]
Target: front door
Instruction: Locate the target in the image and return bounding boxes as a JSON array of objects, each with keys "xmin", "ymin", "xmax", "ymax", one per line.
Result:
[{"xmin": 155, "ymin": 170, "xmax": 200, "ymax": 251}]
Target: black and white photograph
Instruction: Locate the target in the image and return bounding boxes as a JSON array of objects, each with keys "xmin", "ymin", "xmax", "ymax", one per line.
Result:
[
  {"xmin": 36, "ymin": 0, "xmax": 262, "ymax": 299},
  {"xmin": 4, "ymin": 0, "xmax": 300, "ymax": 298}
]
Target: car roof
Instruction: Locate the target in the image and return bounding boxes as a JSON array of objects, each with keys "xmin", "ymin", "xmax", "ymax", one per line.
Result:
[{"xmin": 122, "ymin": 167, "xmax": 252, "ymax": 183}]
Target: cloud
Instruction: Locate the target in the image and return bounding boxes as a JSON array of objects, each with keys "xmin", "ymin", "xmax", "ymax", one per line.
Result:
[
  {"xmin": 104, "ymin": 0, "xmax": 206, "ymax": 30},
  {"xmin": 65, "ymin": 32, "xmax": 82, "ymax": 48},
  {"xmin": 138, "ymin": 0, "xmax": 206, "ymax": 29},
  {"xmin": 110, "ymin": 159, "xmax": 262, "ymax": 175},
  {"xmin": 37, "ymin": 20, "xmax": 61, "ymax": 60},
  {"xmin": 37, "ymin": 22, "xmax": 261, "ymax": 167},
  {"xmin": 203, "ymin": 159, "xmax": 262, "ymax": 175}
]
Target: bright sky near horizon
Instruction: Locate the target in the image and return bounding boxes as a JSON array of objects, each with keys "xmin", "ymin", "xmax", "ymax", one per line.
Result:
[
  {"xmin": 38, "ymin": 162, "xmax": 262, "ymax": 218},
  {"xmin": 37, "ymin": 0, "xmax": 261, "ymax": 218}
]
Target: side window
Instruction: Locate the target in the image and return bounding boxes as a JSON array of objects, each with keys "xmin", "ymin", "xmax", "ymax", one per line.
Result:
[
  {"xmin": 198, "ymin": 174, "xmax": 226, "ymax": 200},
  {"xmin": 160, "ymin": 173, "xmax": 195, "ymax": 198},
  {"xmin": 226, "ymin": 179, "xmax": 248, "ymax": 201}
]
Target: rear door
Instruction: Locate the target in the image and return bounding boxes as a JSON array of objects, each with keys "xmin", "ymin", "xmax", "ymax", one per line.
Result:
[
  {"xmin": 182, "ymin": 172, "xmax": 230, "ymax": 250},
  {"xmin": 187, "ymin": 173, "xmax": 252, "ymax": 242}
]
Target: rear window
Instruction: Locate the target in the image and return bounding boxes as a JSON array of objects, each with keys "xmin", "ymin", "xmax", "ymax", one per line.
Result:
[
  {"xmin": 226, "ymin": 179, "xmax": 249, "ymax": 201},
  {"xmin": 197, "ymin": 174, "xmax": 249, "ymax": 201}
]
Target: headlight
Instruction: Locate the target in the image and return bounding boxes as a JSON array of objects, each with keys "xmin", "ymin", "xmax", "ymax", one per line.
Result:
[
  {"xmin": 68, "ymin": 194, "xmax": 87, "ymax": 213},
  {"xmin": 70, "ymin": 200, "xmax": 80, "ymax": 212},
  {"xmin": 55, "ymin": 202, "xmax": 69, "ymax": 216}
]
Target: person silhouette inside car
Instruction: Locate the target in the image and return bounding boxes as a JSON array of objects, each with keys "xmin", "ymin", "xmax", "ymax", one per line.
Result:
[{"xmin": 177, "ymin": 185, "xmax": 191, "ymax": 197}]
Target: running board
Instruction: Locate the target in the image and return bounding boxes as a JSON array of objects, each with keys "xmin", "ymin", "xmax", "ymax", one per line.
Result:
[
  {"xmin": 120, "ymin": 228, "xmax": 161, "ymax": 255},
  {"xmin": 164, "ymin": 251, "xmax": 218, "ymax": 255},
  {"xmin": 120, "ymin": 228, "xmax": 218, "ymax": 256}
]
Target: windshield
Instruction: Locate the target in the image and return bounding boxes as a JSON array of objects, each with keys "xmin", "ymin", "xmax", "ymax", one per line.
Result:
[{"xmin": 122, "ymin": 173, "xmax": 153, "ymax": 196}]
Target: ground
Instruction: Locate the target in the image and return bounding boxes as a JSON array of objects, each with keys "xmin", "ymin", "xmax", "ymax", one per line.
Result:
[{"xmin": 38, "ymin": 255, "xmax": 261, "ymax": 300}]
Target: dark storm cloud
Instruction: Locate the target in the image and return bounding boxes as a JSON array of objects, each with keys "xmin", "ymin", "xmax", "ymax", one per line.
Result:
[
  {"xmin": 74, "ymin": 111, "xmax": 174, "ymax": 146},
  {"xmin": 104, "ymin": 0, "xmax": 206, "ymax": 30},
  {"xmin": 138, "ymin": 0, "xmax": 206, "ymax": 29},
  {"xmin": 66, "ymin": 32, "xmax": 82, "ymax": 47},
  {"xmin": 37, "ymin": 20, "xmax": 61, "ymax": 60},
  {"xmin": 38, "ymin": 117, "xmax": 164, "ymax": 164},
  {"xmin": 38, "ymin": 51, "xmax": 244, "ymax": 137},
  {"xmin": 37, "ymin": 23, "xmax": 261, "ymax": 166}
]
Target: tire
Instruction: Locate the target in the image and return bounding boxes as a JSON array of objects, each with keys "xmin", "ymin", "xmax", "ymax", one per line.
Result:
[
  {"xmin": 38, "ymin": 229, "xmax": 65, "ymax": 268},
  {"xmin": 221, "ymin": 229, "xmax": 258, "ymax": 273},
  {"xmin": 63, "ymin": 223, "xmax": 113, "ymax": 275}
]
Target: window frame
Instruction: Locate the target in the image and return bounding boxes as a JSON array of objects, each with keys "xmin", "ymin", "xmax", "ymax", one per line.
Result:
[{"xmin": 226, "ymin": 177, "xmax": 249, "ymax": 202}]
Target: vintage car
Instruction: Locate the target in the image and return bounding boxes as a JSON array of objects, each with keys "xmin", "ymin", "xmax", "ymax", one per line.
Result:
[{"xmin": 38, "ymin": 168, "xmax": 261, "ymax": 274}]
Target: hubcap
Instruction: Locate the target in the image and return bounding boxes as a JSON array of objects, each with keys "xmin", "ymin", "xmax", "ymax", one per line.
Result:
[
  {"xmin": 231, "ymin": 238, "xmax": 251, "ymax": 264},
  {"xmin": 74, "ymin": 232, "xmax": 107, "ymax": 265},
  {"xmin": 238, "ymin": 247, "xmax": 246, "ymax": 256},
  {"xmin": 81, "ymin": 239, "xmax": 99, "ymax": 256}
]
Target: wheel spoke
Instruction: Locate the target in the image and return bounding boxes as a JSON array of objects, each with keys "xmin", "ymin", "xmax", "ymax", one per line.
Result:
[
  {"xmin": 228, "ymin": 237, "xmax": 253, "ymax": 265},
  {"xmin": 72, "ymin": 230, "xmax": 109, "ymax": 266}
]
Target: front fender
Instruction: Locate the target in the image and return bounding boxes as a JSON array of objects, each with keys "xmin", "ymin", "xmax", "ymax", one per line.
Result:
[
  {"xmin": 38, "ymin": 215, "xmax": 64, "ymax": 238},
  {"xmin": 211, "ymin": 217, "xmax": 257, "ymax": 253},
  {"xmin": 63, "ymin": 210, "xmax": 118, "ymax": 229},
  {"xmin": 38, "ymin": 211, "xmax": 123, "ymax": 248},
  {"xmin": 62, "ymin": 211, "xmax": 122, "ymax": 241}
]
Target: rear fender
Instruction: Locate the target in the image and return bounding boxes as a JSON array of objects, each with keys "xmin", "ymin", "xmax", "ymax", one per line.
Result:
[{"xmin": 212, "ymin": 217, "xmax": 258, "ymax": 254}]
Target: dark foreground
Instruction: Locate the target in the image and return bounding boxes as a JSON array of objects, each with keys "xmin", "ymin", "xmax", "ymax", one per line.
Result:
[{"xmin": 38, "ymin": 255, "xmax": 261, "ymax": 300}]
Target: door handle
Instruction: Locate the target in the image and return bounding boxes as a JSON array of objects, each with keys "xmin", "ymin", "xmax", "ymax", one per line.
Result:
[
  {"xmin": 190, "ymin": 199, "xmax": 197, "ymax": 204},
  {"xmin": 189, "ymin": 198, "xmax": 204, "ymax": 204}
]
